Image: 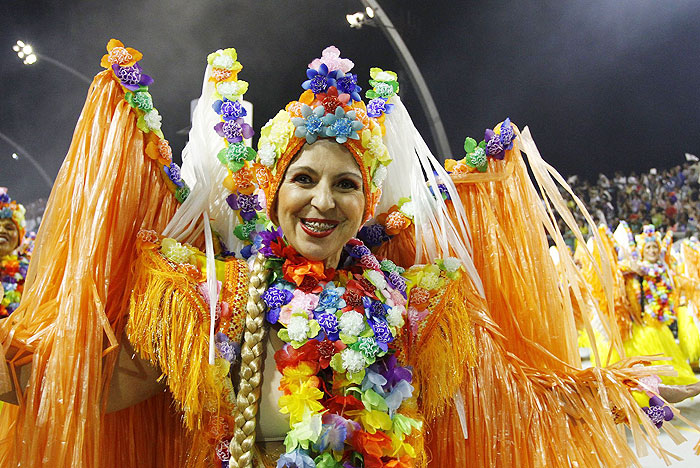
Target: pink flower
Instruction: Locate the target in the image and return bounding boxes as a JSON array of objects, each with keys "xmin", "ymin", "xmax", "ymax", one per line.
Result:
[
  {"xmin": 279, "ymin": 289, "xmax": 319, "ymax": 325},
  {"xmin": 407, "ymin": 306, "xmax": 429, "ymax": 336},
  {"xmin": 308, "ymin": 46, "xmax": 354, "ymax": 73},
  {"xmin": 636, "ymin": 374, "xmax": 662, "ymax": 396},
  {"xmin": 386, "ymin": 288, "xmax": 407, "ymax": 307}
]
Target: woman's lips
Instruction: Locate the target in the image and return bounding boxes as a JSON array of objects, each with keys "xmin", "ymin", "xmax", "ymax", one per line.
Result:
[{"xmin": 299, "ymin": 218, "xmax": 339, "ymax": 238}]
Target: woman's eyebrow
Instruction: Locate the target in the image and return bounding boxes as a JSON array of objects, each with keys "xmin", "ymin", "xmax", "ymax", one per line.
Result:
[{"xmin": 288, "ymin": 165, "xmax": 318, "ymax": 175}]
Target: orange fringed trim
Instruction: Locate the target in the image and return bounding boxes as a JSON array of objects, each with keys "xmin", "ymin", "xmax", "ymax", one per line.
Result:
[
  {"xmin": 127, "ymin": 244, "xmax": 223, "ymax": 432},
  {"xmin": 425, "ymin": 303, "xmax": 683, "ymax": 468},
  {"xmin": 409, "ymin": 275, "xmax": 477, "ymax": 420},
  {"xmin": 374, "ymin": 227, "xmax": 416, "ymax": 270}
]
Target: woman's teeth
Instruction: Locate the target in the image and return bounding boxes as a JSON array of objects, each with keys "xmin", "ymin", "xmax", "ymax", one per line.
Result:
[{"xmin": 302, "ymin": 220, "xmax": 336, "ymax": 232}]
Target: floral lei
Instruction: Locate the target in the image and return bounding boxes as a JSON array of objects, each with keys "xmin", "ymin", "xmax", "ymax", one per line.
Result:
[
  {"xmin": 1, "ymin": 253, "xmax": 29, "ymax": 318},
  {"xmin": 639, "ymin": 261, "xmax": 675, "ymax": 323},
  {"xmin": 260, "ymin": 231, "xmax": 422, "ymax": 468}
]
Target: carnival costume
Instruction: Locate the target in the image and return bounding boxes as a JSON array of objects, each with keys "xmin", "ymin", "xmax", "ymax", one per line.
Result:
[
  {"xmin": 0, "ymin": 41, "xmax": 695, "ymax": 468},
  {"xmin": 0, "ymin": 189, "xmax": 29, "ymax": 319}
]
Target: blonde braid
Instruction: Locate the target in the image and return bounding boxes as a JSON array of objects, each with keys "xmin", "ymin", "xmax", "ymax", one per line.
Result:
[{"xmin": 228, "ymin": 253, "xmax": 270, "ymax": 468}]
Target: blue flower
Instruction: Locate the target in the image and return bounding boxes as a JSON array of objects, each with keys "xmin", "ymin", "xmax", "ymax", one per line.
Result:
[
  {"xmin": 322, "ymin": 107, "xmax": 363, "ymax": 144},
  {"xmin": 484, "ymin": 118, "xmax": 516, "ymax": 160},
  {"xmin": 263, "ymin": 287, "xmax": 294, "ymax": 324},
  {"xmin": 315, "ymin": 311, "xmax": 340, "ymax": 341},
  {"xmin": 335, "ymin": 72, "xmax": 362, "ymax": 102},
  {"xmin": 291, "ymin": 105, "xmax": 326, "ymax": 144},
  {"xmin": 213, "ymin": 98, "xmax": 247, "ymax": 121},
  {"xmin": 276, "ymin": 449, "xmax": 316, "ymax": 468},
  {"xmin": 369, "ymin": 318, "xmax": 393, "ymax": 351},
  {"xmin": 366, "ymin": 98, "xmax": 394, "ymax": 118},
  {"xmin": 164, "ymin": 162, "xmax": 184, "ymax": 187},
  {"xmin": 302, "ymin": 63, "xmax": 337, "ymax": 95},
  {"xmin": 317, "ymin": 283, "xmax": 346, "ymax": 311}
]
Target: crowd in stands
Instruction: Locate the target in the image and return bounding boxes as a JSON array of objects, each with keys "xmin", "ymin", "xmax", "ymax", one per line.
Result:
[{"xmin": 558, "ymin": 160, "xmax": 700, "ymax": 246}]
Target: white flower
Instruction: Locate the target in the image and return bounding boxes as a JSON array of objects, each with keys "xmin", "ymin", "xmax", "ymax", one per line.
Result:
[
  {"xmin": 399, "ymin": 201, "xmax": 416, "ymax": 219},
  {"xmin": 341, "ymin": 348, "xmax": 365, "ymax": 374},
  {"xmin": 338, "ymin": 310, "xmax": 365, "ymax": 336},
  {"xmin": 366, "ymin": 270, "xmax": 387, "ymax": 290},
  {"xmin": 443, "ymin": 257, "xmax": 462, "ymax": 273},
  {"xmin": 287, "ymin": 315, "xmax": 310, "ymax": 342},
  {"xmin": 387, "ymin": 306, "xmax": 405, "ymax": 328},
  {"xmin": 375, "ymin": 71, "xmax": 395, "ymax": 82},
  {"xmin": 212, "ymin": 54, "xmax": 235, "ymax": 70},
  {"xmin": 217, "ymin": 80, "xmax": 246, "ymax": 99},
  {"xmin": 144, "ymin": 109, "xmax": 162, "ymax": 131},
  {"xmin": 258, "ymin": 143, "xmax": 277, "ymax": 167},
  {"xmin": 372, "ymin": 165, "xmax": 388, "ymax": 188}
]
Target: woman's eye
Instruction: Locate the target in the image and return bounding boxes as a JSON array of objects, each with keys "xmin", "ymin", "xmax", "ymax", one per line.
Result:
[
  {"xmin": 337, "ymin": 179, "xmax": 360, "ymax": 190},
  {"xmin": 292, "ymin": 174, "xmax": 313, "ymax": 184}
]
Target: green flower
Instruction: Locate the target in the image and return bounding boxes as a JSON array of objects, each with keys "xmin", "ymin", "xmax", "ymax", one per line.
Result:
[
  {"xmin": 463, "ymin": 137, "xmax": 488, "ymax": 173},
  {"xmin": 217, "ymin": 143, "xmax": 256, "ymax": 172}
]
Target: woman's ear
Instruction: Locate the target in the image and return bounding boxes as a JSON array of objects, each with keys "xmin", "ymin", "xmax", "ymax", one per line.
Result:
[{"xmin": 269, "ymin": 198, "xmax": 279, "ymax": 226}]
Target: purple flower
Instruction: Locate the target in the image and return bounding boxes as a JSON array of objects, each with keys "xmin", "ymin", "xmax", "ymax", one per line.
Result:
[
  {"xmin": 213, "ymin": 98, "xmax": 247, "ymax": 121},
  {"xmin": 369, "ymin": 318, "xmax": 393, "ymax": 351},
  {"xmin": 335, "ymin": 72, "xmax": 362, "ymax": 101},
  {"xmin": 370, "ymin": 300, "xmax": 389, "ymax": 320},
  {"xmin": 315, "ymin": 311, "xmax": 340, "ymax": 341},
  {"xmin": 0, "ymin": 193, "xmax": 9, "ymax": 203},
  {"xmin": 388, "ymin": 272, "xmax": 406, "ymax": 292},
  {"xmin": 259, "ymin": 227, "xmax": 284, "ymax": 257},
  {"xmin": 215, "ymin": 332, "xmax": 239, "ymax": 363},
  {"xmin": 484, "ymin": 128, "xmax": 505, "ymax": 160},
  {"xmin": 226, "ymin": 192, "xmax": 262, "ymax": 221},
  {"xmin": 348, "ymin": 243, "xmax": 371, "ymax": 258},
  {"xmin": 372, "ymin": 354, "xmax": 413, "ymax": 389},
  {"xmin": 358, "ymin": 224, "xmax": 391, "ymax": 248},
  {"xmin": 214, "ymin": 118, "xmax": 254, "ymax": 143},
  {"xmin": 112, "ymin": 63, "xmax": 153, "ymax": 91},
  {"xmin": 500, "ymin": 117, "xmax": 515, "ymax": 150},
  {"xmin": 642, "ymin": 395, "xmax": 674, "ymax": 428},
  {"xmin": 164, "ymin": 162, "xmax": 184, "ymax": 187},
  {"xmin": 302, "ymin": 63, "xmax": 338, "ymax": 94}
]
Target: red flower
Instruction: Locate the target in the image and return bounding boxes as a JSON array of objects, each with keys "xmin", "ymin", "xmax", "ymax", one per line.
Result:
[
  {"xmin": 325, "ymin": 394, "xmax": 364, "ymax": 416},
  {"xmin": 298, "ymin": 275, "xmax": 321, "ymax": 293},
  {"xmin": 317, "ymin": 339, "xmax": 345, "ymax": 369},
  {"xmin": 274, "ymin": 341, "xmax": 320, "ymax": 373}
]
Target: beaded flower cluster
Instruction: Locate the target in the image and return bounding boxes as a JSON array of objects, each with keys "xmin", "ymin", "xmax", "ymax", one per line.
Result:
[
  {"xmin": 260, "ymin": 232, "xmax": 424, "ymax": 467},
  {"xmin": 255, "ymin": 46, "xmax": 398, "ymax": 223},
  {"xmin": 101, "ymin": 39, "xmax": 189, "ymax": 203},
  {"xmin": 445, "ymin": 118, "xmax": 516, "ymax": 174},
  {"xmin": 1, "ymin": 252, "xmax": 29, "ymax": 318},
  {"xmin": 638, "ymin": 262, "xmax": 676, "ymax": 323},
  {"xmin": 0, "ymin": 188, "xmax": 26, "ymax": 242}
]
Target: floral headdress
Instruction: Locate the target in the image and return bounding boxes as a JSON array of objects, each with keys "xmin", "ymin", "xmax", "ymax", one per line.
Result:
[
  {"xmin": 255, "ymin": 46, "xmax": 397, "ymax": 224},
  {"xmin": 635, "ymin": 224, "xmax": 662, "ymax": 254},
  {"xmin": 101, "ymin": 39, "xmax": 189, "ymax": 203},
  {"xmin": 0, "ymin": 187, "xmax": 26, "ymax": 244}
]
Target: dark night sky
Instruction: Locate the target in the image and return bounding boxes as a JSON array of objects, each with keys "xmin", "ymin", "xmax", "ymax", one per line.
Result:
[{"xmin": 2, "ymin": 0, "xmax": 700, "ymax": 205}]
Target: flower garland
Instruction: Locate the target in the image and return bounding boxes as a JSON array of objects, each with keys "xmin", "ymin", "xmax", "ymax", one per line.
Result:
[
  {"xmin": 101, "ymin": 39, "xmax": 189, "ymax": 203},
  {"xmin": 1, "ymin": 253, "xmax": 29, "ymax": 318},
  {"xmin": 260, "ymin": 232, "xmax": 424, "ymax": 468},
  {"xmin": 639, "ymin": 261, "xmax": 676, "ymax": 323},
  {"xmin": 444, "ymin": 118, "xmax": 516, "ymax": 175}
]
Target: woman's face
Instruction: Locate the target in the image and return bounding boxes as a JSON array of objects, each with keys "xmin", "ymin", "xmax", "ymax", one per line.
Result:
[
  {"xmin": 643, "ymin": 242, "xmax": 660, "ymax": 263},
  {"xmin": 275, "ymin": 140, "xmax": 365, "ymax": 267},
  {"xmin": 0, "ymin": 219, "xmax": 19, "ymax": 257}
]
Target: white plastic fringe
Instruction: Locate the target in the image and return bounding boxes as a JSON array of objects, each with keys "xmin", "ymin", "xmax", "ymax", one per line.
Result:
[{"xmin": 203, "ymin": 213, "xmax": 217, "ymax": 365}]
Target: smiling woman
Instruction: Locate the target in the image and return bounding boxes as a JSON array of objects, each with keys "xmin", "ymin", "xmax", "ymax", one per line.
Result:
[{"xmin": 0, "ymin": 41, "xmax": 693, "ymax": 468}]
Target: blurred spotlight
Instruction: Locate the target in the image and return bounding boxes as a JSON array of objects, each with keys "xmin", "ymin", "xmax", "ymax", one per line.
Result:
[
  {"xmin": 11, "ymin": 153, "xmax": 19, "ymax": 160},
  {"xmin": 13, "ymin": 40, "xmax": 37, "ymax": 65},
  {"xmin": 346, "ymin": 11, "xmax": 374, "ymax": 29}
]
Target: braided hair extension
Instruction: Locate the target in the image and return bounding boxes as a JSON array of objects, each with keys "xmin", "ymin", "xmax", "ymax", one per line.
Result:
[{"xmin": 228, "ymin": 253, "xmax": 270, "ymax": 468}]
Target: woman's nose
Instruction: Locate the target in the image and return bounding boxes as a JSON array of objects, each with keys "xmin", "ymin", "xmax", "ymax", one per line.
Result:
[{"xmin": 310, "ymin": 183, "xmax": 335, "ymax": 212}]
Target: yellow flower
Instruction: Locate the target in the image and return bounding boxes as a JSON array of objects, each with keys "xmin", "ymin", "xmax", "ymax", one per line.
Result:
[
  {"xmin": 390, "ymin": 432, "xmax": 417, "ymax": 458},
  {"xmin": 278, "ymin": 381, "xmax": 324, "ymax": 425},
  {"xmin": 280, "ymin": 362, "xmax": 319, "ymax": 391},
  {"xmin": 359, "ymin": 409, "xmax": 393, "ymax": 434}
]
